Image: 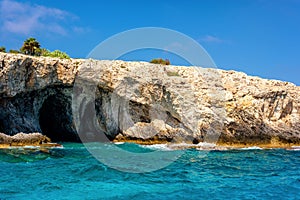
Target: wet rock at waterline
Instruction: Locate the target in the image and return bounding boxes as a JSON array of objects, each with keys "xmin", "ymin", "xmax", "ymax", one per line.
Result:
[{"xmin": 0, "ymin": 52, "xmax": 300, "ymax": 147}]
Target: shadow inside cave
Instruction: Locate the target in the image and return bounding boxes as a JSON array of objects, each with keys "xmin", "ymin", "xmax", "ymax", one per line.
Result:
[{"xmin": 39, "ymin": 93, "xmax": 80, "ymax": 142}]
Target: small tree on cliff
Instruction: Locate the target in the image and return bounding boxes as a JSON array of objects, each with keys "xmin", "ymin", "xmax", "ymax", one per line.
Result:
[{"xmin": 20, "ymin": 38, "xmax": 41, "ymax": 56}]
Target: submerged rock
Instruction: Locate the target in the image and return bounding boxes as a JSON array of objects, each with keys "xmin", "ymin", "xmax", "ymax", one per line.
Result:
[{"xmin": 0, "ymin": 52, "xmax": 299, "ymax": 147}]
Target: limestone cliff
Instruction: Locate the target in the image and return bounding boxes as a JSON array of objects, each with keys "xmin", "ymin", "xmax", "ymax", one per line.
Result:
[{"xmin": 0, "ymin": 52, "xmax": 299, "ymax": 147}]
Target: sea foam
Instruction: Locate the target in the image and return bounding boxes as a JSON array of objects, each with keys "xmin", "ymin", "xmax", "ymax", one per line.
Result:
[{"xmin": 239, "ymin": 146, "xmax": 263, "ymax": 150}]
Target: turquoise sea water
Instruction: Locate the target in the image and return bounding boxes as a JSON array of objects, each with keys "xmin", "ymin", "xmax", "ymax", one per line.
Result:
[{"xmin": 0, "ymin": 143, "xmax": 299, "ymax": 200}]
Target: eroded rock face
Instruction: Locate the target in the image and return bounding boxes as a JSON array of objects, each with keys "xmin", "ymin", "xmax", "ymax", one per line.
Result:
[
  {"xmin": 0, "ymin": 52, "xmax": 81, "ymax": 142},
  {"xmin": 0, "ymin": 52, "xmax": 299, "ymax": 146}
]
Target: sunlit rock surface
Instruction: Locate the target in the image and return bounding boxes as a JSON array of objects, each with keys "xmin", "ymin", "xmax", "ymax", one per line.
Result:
[
  {"xmin": 0, "ymin": 52, "xmax": 299, "ymax": 147},
  {"xmin": 0, "ymin": 132, "xmax": 51, "ymax": 147}
]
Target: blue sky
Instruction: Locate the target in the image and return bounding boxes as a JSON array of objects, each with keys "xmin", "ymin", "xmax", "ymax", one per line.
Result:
[{"xmin": 0, "ymin": 0, "xmax": 300, "ymax": 85}]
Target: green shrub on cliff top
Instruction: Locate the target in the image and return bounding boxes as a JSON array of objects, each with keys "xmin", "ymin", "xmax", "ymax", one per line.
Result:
[
  {"xmin": 35, "ymin": 48, "xmax": 50, "ymax": 56},
  {"xmin": 35, "ymin": 48, "xmax": 70, "ymax": 59},
  {"xmin": 150, "ymin": 58, "xmax": 170, "ymax": 65},
  {"xmin": 49, "ymin": 50, "xmax": 70, "ymax": 59},
  {"xmin": 0, "ymin": 46, "xmax": 6, "ymax": 53},
  {"xmin": 9, "ymin": 49, "xmax": 20, "ymax": 54},
  {"xmin": 44, "ymin": 50, "xmax": 70, "ymax": 59}
]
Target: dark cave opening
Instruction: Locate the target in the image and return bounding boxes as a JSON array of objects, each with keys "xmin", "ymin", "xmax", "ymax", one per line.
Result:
[
  {"xmin": 39, "ymin": 94, "xmax": 80, "ymax": 142},
  {"xmin": 0, "ymin": 120, "xmax": 4, "ymax": 134}
]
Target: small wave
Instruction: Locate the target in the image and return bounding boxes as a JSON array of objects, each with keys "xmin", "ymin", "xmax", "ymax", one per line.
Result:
[
  {"xmin": 172, "ymin": 142, "xmax": 218, "ymax": 150},
  {"xmin": 19, "ymin": 145, "xmax": 64, "ymax": 150},
  {"xmin": 23, "ymin": 145, "xmax": 38, "ymax": 149},
  {"xmin": 5, "ymin": 146, "xmax": 40, "ymax": 150},
  {"xmin": 140, "ymin": 144, "xmax": 173, "ymax": 151},
  {"xmin": 290, "ymin": 146, "xmax": 300, "ymax": 151},
  {"xmin": 239, "ymin": 146, "xmax": 263, "ymax": 150},
  {"xmin": 196, "ymin": 142, "xmax": 216, "ymax": 148},
  {"xmin": 140, "ymin": 142, "xmax": 220, "ymax": 151},
  {"xmin": 114, "ymin": 142, "xmax": 125, "ymax": 145},
  {"xmin": 50, "ymin": 145, "xmax": 64, "ymax": 149}
]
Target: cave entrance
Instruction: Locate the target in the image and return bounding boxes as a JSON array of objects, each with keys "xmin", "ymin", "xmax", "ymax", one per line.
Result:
[{"xmin": 39, "ymin": 94, "xmax": 80, "ymax": 142}]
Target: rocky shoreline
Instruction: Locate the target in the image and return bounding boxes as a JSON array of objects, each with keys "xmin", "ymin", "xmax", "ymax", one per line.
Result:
[
  {"xmin": 0, "ymin": 132, "xmax": 298, "ymax": 150},
  {"xmin": 0, "ymin": 52, "xmax": 300, "ymax": 147},
  {"xmin": 0, "ymin": 132, "xmax": 61, "ymax": 149},
  {"xmin": 112, "ymin": 138, "xmax": 300, "ymax": 149}
]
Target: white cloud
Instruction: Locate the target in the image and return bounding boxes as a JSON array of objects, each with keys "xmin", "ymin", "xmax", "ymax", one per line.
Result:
[
  {"xmin": 72, "ymin": 26, "xmax": 91, "ymax": 34},
  {"xmin": 0, "ymin": 0, "xmax": 76, "ymax": 35},
  {"xmin": 200, "ymin": 35, "xmax": 225, "ymax": 43}
]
